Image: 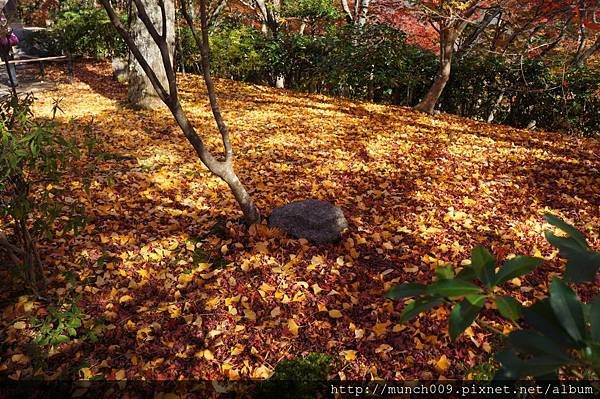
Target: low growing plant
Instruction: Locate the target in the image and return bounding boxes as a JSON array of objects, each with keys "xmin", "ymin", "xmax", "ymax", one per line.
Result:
[
  {"xmin": 255, "ymin": 353, "xmax": 332, "ymax": 398},
  {"xmin": 0, "ymin": 93, "xmax": 92, "ymax": 295},
  {"xmin": 387, "ymin": 213, "xmax": 599, "ymax": 380}
]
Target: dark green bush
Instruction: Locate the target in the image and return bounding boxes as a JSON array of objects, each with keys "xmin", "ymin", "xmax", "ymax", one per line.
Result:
[
  {"xmin": 201, "ymin": 21, "xmax": 599, "ymax": 136},
  {"xmin": 175, "ymin": 25, "xmax": 202, "ymax": 74},
  {"xmin": 207, "ymin": 21, "xmax": 270, "ymax": 83},
  {"xmin": 25, "ymin": 6, "xmax": 126, "ymax": 58},
  {"xmin": 255, "ymin": 353, "xmax": 332, "ymax": 398},
  {"xmin": 440, "ymin": 57, "xmax": 600, "ymax": 137}
]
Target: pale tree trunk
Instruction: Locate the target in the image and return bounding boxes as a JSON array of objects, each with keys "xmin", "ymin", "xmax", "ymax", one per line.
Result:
[
  {"xmin": 128, "ymin": 0, "xmax": 175, "ymax": 109},
  {"xmin": 101, "ymin": 0, "xmax": 260, "ymax": 224},
  {"xmin": 415, "ymin": 27, "xmax": 455, "ymax": 114},
  {"xmin": 487, "ymin": 90, "xmax": 504, "ymax": 123},
  {"xmin": 340, "ymin": 0, "xmax": 353, "ymax": 23},
  {"xmin": 341, "ymin": 0, "xmax": 370, "ymax": 26},
  {"xmin": 357, "ymin": 0, "xmax": 370, "ymax": 27}
]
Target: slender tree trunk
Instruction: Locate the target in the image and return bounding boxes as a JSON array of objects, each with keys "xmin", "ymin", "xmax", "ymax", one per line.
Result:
[
  {"xmin": 487, "ymin": 91, "xmax": 504, "ymax": 123},
  {"xmin": 415, "ymin": 27, "xmax": 455, "ymax": 114},
  {"xmin": 102, "ymin": 0, "xmax": 260, "ymax": 224},
  {"xmin": 128, "ymin": 0, "xmax": 175, "ymax": 109},
  {"xmin": 357, "ymin": 0, "xmax": 370, "ymax": 27},
  {"xmin": 340, "ymin": 0, "xmax": 353, "ymax": 23},
  {"xmin": 573, "ymin": 35, "xmax": 600, "ymax": 67}
]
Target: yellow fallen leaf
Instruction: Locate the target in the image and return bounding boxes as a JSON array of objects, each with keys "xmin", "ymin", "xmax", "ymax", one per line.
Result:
[
  {"xmin": 340, "ymin": 350, "xmax": 357, "ymax": 361},
  {"xmin": 136, "ymin": 326, "xmax": 152, "ymax": 341},
  {"xmin": 168, "ymin": 305, "xmax": 181, "ymax": 318},
  {"xmin": 137, "ymin": 269, "xmax": 149, "ymax": 279},
  {"xmin": 373, "ymin": 321, "xmax": 390, "ymax": 337},
  {"xmin": 311, "ymin": 283, "xmax": 323, "ymax": 295},
  {"xmin": 244, "ymin": 309, "xmax": 257, "ymax": 321},
  {"xmin": 252, "ymin": 365, "xmax": 273, "ymax": 379},
  {"xmin": 482, "ymin": 342, "xmax": 492, "ymax": 353},
  {"xmin": 231, "ymin": 344, "xmax": 245, "ymax": 356},
  {"xmin": 435, "ymin": 355, "xmax": 450, "ymax": 372},
  {"xmin": 328, "ymin": 309, "xmax": 343, "ymax": 318},
  {"xmin": 375, "ymin": 344, "xmax": 393, "ymax": 354},
  {"xmin": 80, "ymin": 367, "xmax": 93, "ymax": 379},
  {"xmin": 119, "ymin": 295, "xmax": 133, "ymax": 303},
  {"xmin": 259, "ymin": 282, "xmax": 275, "ymax": 292},
  {"xmin": 203, "ymin": 349, "xmax": 215, "ymax": 360},
  {"xmin": 288, "ymin": 319, "xmax": 299, "ymax": 336},
  {"xmin": 13, "ymin": 321, "xmax": 26, "ymax": 330},
  {"xmin": 115, "ymin": 369, "xmax": 126, "ymax": 380},
  {"xmin": 11, "ymin": 354, "xmax": 30, "ymax": 364}
]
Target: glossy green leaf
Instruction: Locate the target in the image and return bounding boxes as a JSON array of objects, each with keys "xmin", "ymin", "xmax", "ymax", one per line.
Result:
[
  {"xmin": 495, "ymin": 296, "xmax": 522, "ymax": 321},
  {"xmin": 448, "ymin": 299, "xmax": 483, "ymax": 341},
  {"xmin": 591, "ymin": 295, "xmax": 600, "ymax": 342},
  {"xmin": 426, "ymin": 279, "xmax": 482, "ymax": 298},
  {"xmin": 523, "ymin": 299, "xmax": 575, "ymax": 348},
  {"xmin": 455, "ymin": 265, "xmax": 476, "ymax": 281},
  {"xmin": 563, "ymin": 251, "xmax": 600, "ymax": 283},
  {"xmin": 435, "ymin": 265, "xmax": 455, "ymax": 280},
  {"xmin": 544, "ymin": 213, "xmax": 588, "ymax": 250},
  {"xmin": 470, "ymin": 246, "xmax": 496, "ymax": 288},
  {"xmin": 545, "ymin": 233, "xmax": 600, "ymax": 283},
  {"xmin": 520, "ymin": 356, "xmax": 569, "ymax": 377},
  {"xmin": 386, "ymin": 283, "xmax": 425, "ymax": 300},
  {"xmin": 495, "ymin": 256, "xmax": 543, "ymax": 286},
  {"xmin": 507, "ymin": 330, "xmax": 572, "ymax": 362},
  {"xmin": 465, "ymin": 294, "xmax": 487, "ymax": 306},
  {"xmin": 549, "ymin": 279, "xmax": 585, "ymax": 343},
  {"xmin": 400, "ymin": 297, "xmax": 444, "ymax": 323},
  {"xmin": 494, "ymin": 350, "xmax": 524, "ymax": 380}
]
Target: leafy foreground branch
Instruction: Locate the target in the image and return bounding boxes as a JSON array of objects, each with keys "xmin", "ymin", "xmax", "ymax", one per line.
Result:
[
  {"xmin": 0, "ymin": 93, "xmax": 90, "ymax": 297},
  {"xmin": 387, "ymin": 213, "xmax": 600, "ymax": 380}
]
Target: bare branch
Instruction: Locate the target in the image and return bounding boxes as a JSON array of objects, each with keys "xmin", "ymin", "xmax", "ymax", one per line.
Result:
[{"xmin": 181, "ymin": 0, "xmax": 233, "ymax": 160}]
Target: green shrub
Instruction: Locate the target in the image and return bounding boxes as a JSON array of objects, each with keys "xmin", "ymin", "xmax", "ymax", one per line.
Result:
[
  {"xmin": 255, "ymin": 353, "xmax": 332, "ymax": 398},
  {"xmin": 200, "ymin": 20, "xmax": 599, "ymax": 136},
  {"xmin": 27, "ymin": 6, "xmax": 126, "ymax": 58},
  {"xmin": 387, "ymin": 214, "xmax": 600, "ymax": 380},
  {"xmin": 440, "ymin": 57, "xmax": 600, "ymax": 137},
  {"xmin": 32, "ymin": 301, "xmax": 98, "ymax": 347},
  {"xmin": 176, "ymin": 25, "xmax": 202, "ymax": 74},
  {"xmin": 0, "ymin": 93, "xmax": 91, "ymax": 294},
  {"xmin": 208, "ymin": 20, "xmax": 269, "ymax": 83}
]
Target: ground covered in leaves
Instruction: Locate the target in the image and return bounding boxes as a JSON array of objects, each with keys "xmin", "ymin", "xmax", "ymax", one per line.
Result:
[{"xmin": 2, "ymin": 61, "xmax": 599, "ymax": 381}]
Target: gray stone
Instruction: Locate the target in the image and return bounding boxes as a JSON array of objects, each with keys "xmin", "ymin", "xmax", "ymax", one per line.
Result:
[
  {"xmin": 111, "ymin": 57, "xmax": 129, "ymax": 83},
  {"xmin": 269, "ymin": 199, "xmax": 348, "ymax": 243}
]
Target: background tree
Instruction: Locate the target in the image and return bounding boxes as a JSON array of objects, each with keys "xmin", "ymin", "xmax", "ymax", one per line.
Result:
[
  {"xmin": 238, "ymin": 0, "xmax": 285, "ymax": 86},
  {"xmin": 128, "ymin": 0, "xmax": 176, "ymax": 109},
  {"xmin": 281, "ymin": 0, "xmax": 339, "ymax": 35},
  {"xmin": 100, "ymin": 0, "xmax": 260, "ymax": 224},
  {"xmin": 410, "ymin": 0, "xmax": 485, "ymax": 114},
  {"xmin": 340, "ymin": 0, "xmax": 371, "ymax": 27}
]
